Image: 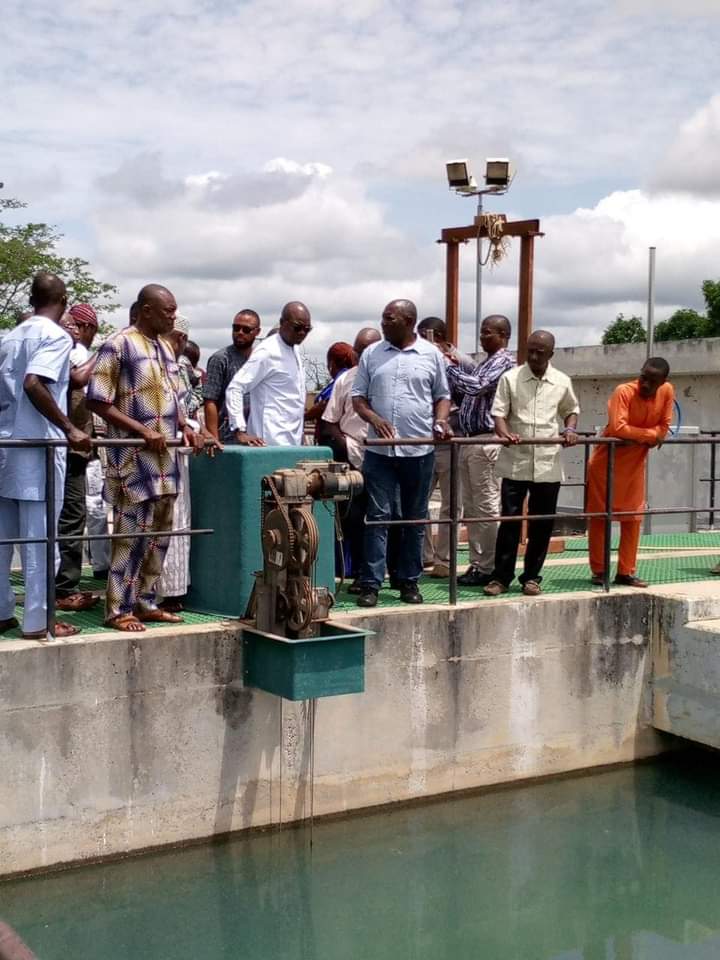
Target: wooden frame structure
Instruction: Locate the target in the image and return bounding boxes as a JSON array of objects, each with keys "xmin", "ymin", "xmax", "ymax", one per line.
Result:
[{"xmin": 438, "ymin": 216, "xmax": 543, "ymax": 363}]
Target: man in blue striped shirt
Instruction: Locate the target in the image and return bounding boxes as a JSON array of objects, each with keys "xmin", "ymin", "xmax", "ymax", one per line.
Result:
[{"xmin": 446, "ymin": 315, "xmax": 515, "ymax": 587}]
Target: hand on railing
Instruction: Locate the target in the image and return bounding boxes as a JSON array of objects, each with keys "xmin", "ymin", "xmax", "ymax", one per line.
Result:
[
  {"xmin": 140, "ymin": 427, "xmax": 168, "ymax": 453},
  {"xmin": 66, "ymin": 425, "xmax": 93, "ymax": 455},
  {"xmin": 370, "ymin": 414, "xmax": 396, "ymax": 440}
]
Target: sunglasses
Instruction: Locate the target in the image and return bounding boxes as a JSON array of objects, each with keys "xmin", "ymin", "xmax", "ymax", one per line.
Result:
[
  {"xmin": 287, "ymin": 321, "xmax": 312, "ymax": 333},
  {"xmin": 232, "ymin": 324, "xmax": 258, "ymax": 334}
]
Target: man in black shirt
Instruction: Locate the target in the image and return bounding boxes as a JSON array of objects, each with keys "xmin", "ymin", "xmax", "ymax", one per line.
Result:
[{"xmin": 203, "ymin": 309, "xmax": 261, "ymax": 443}]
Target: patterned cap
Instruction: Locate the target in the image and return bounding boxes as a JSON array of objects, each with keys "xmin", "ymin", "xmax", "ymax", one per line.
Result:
[
  {"xmin": 68, "ymin": 303, "xmax": 98, "ymax": 327},
  {"xmin": 174, "ymin": 313, "xmax": 191, "ymax": 335}
]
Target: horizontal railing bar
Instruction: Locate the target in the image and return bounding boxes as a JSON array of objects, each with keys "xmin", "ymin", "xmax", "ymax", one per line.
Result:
[
  {"xmin": 365, "ymin": 435, "xmax": 720, "ymax": 447},
  {"xmin": 0, "ymin": 438, "xmax": 216, "ymax": 448},
  {"xmin": 0, "ymin": 528, "xmax": 213, "ymax": 547},
  {"xmin": 366, "ymin": 505, "xmax": 720, "ymax": 527}
]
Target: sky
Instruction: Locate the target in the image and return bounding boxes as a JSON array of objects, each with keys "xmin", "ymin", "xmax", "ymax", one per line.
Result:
[{"xmin": 2, "ymin": 0, "xmax": 720, "ymax": 361}]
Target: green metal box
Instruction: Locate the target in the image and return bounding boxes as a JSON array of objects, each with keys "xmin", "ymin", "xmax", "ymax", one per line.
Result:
[
  {"xmin": 243, "ymin": 622, "xmax": 369, "ymax": 700},
  {"xmin": 187, "ymin": 446, "xmax": 335, "ymax": 617}
]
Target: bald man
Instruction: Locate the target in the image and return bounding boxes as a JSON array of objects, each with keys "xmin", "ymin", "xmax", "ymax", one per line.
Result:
[
  {"xmin": 352, "ymin": 300, "xmax": 451, "ymax": 606},
  {"xmin": 87, "ymin": 283, "xmax": 202, "ymax": 631},
  {"xmin": 225, "ymin": 301, "xmax": 311, "ymax": 446},
  {"xmin": 484, "ymin": 331, "xmax": 580, "ymax": 597}
]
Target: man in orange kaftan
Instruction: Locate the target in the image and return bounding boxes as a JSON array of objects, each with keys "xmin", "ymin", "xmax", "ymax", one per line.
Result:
[{"xmin": 587, "ymin": 358, "xmax": 674, "ymax": 588}]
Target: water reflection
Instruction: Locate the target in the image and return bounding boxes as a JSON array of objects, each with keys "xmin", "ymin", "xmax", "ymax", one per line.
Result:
[{"xmin": 2, "ymin": 755, "xmax": 720, "ymax": 959}]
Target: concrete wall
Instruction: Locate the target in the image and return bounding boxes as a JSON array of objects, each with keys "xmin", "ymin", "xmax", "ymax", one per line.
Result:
[
  {"xmin": 652, "ymin": 582, "xmax": 720, "ymax": 748},
  {"xmin": 551, "ymin": 339, "xmax": 720, "ymax": 522},
  {"xmin": 0, "ymin": 590, "xmax": 676, "ymax": 877}
]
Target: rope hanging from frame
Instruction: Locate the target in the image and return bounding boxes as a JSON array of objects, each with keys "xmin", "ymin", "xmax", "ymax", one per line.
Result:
[{"xmin": 476, "ymin": 213, "xmax": 510, "ymax": 268}]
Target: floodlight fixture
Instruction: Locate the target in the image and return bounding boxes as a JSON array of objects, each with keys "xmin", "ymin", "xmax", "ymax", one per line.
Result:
[
  {"xmin": 446, "ymin": 159, "xmax": 473, "ymax": 190},
  {"xmin": 484, "ymin": 158, "xmax": 511, "ymax": 188}
]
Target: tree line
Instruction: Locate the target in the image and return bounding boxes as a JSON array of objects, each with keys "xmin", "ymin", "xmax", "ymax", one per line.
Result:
[{"xmin": 602, "ymin": 280, "xmax": 720, "ymax": 345}]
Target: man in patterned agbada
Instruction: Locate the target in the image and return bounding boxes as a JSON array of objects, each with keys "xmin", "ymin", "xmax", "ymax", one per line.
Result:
[{"xmin": 87, "ymin": 284, "xmax": 203, "ymax": 631}]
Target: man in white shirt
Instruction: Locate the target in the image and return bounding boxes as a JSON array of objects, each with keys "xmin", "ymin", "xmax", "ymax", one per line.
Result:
[
  {"xmin": 225, "ymin": 302, "xmax": 311, "ymax": 446},
  {"xmin": 0, "ymin": 273, "xmax": 92, "ymax": 639},
  {"xmin": 484, "ymin": 330, "xmax": 580, "ymax": 598}
]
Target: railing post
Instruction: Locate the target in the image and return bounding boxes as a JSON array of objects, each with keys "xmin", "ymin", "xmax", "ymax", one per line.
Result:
[
  {"xmin": 710, "ymin": 435, "xmax": 716, "ymax": 530},
  {"xmin": 603, "ymin": 442, "xmax": 615, "ymax": 594},
  {"xmin": 45, "ymin": 445, "xmax": 56, "ymax": 639},
  {"xmin": 448, "ymin": 441, "xmax": 459, "ymax": 606}
]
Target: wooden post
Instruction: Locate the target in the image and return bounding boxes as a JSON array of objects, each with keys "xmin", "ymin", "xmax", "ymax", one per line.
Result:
[
  {"xmin": 517, "ymin": 233, "xmax": 535, "ymax": 364},
  {"xmin": 445, "ymin": 241, "xmax": 460, "ymax": 346}
]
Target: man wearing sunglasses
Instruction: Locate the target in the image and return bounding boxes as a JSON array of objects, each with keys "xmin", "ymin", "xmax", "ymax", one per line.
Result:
[
  {"xmin": 204, "ymin": 309, "xmax": 261, "ymax": 443},
  {"xmin": 226, "ymin": 302, "xmax": 311, "ymax": 447}
]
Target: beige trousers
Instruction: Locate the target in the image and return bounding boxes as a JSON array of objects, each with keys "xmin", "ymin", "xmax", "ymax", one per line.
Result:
[
  {"xmin": 423, "ymin": 444, "xmax": 455, "ymax": 565},
  {"xmin": 460, "ymin": 437, "xmax": 501, "ymax": 573}
]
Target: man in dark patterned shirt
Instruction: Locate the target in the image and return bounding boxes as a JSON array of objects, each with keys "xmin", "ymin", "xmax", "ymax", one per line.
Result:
[
  {"xmin": 203, "ymin": 309, "xmax": 261, "ymax": 443},
  {"xmin": 446, "ymin": 315, "xmax": 515, "ymax": 587},
  {"xmin": 87, "ymin": 284, "xmax": 202, "ymax": 631}
]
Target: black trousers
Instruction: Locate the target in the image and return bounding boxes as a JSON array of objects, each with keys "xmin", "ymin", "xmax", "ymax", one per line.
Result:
[
  {"xmin": 55, "ymin": 454, "xmax": 88, "ymax": 597},
  {"xmin": 492, "ymin": 478, "xmax": 561, "ymax": 586}
]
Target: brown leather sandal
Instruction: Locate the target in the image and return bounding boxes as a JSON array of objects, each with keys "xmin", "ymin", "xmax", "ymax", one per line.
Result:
[{"xmin": 104, "ymin": 613, "xmax": 146, "ymax": 632}]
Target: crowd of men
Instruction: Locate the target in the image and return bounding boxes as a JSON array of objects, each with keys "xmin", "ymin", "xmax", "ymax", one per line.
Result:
[{"xmin": 0, "ymin": 270, "xmax": 684, "ymax": 638}]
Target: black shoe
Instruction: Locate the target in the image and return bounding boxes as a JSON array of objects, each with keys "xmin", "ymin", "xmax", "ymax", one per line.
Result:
[
  {"xmin": 590, "ymin": 573, "xmax": 605, "ymax": 586},
  {"xmin": 457, "ymin": 567, "xmax": 493, "ymax": 587},
  {"xmin": 389, "ymin": 576, "xmax": 401, "ymax": 590},
  {"xmin": 614, "ymin": 574, "xmax": 648, "ymax": 588},
  {"xmin": 356, "ymin": 588, "xmax": 379, "ymax": 608},
  {"xmin": 399, "ymin": 581, "xmax": 423, "ymax": 604},
  {"xmin": 347, "ymin": 579, "xmax": 363, "ymax": 595}
]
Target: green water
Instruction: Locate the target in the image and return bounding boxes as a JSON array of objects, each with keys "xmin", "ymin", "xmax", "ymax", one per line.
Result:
[{"xmin": 2, "ymin": 756, "xmax": 720, "ymax": 959}]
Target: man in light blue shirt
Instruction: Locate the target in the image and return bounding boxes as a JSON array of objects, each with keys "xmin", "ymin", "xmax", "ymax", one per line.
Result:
[
  {"xmin": 0, "ymin": 273, "xmax": 92, "ymax": 639},
  {"xmin": 352, "ymin": 299, "xmax": 451, "ymax": 607}
]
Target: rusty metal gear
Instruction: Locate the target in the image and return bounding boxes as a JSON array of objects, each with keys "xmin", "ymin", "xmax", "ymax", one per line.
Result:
[
  {"xmin": 286, "ymin": 577, "xmax": 314, "ymax": 632},
  {"xmin": 262, "ymin": 508, "xmax": 294, "ymax": 570},
  {"xmin": 290, "ymin": 505, "xmax": 319, "ymax": 573}
]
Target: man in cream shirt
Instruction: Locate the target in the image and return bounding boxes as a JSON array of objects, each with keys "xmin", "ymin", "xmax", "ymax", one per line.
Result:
[
  {"xmin": 484, "ymin": 330, "xmax": 580, "ymax": 597},
  {"xmin": 225, "ymin": 302, "xmax": 311, "ymax": 446}
]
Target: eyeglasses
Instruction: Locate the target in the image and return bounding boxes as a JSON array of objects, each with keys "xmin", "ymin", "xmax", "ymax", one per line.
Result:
[
  {"xmin": 232, "ymin": 324, "xmax": 258, "ymax": 334},
  {"xmin": 287, "ymin": 321, "xmax": 312, "ymax": 333}
]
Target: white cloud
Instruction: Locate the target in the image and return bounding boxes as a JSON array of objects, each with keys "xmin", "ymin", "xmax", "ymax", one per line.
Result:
[
  {"xmin": 651, "ymin": 95, "xmax": 720, "ymax": 197},
  {"xmin": 3, "ymin": 0, "xmax": 720, "ymax": 363}
]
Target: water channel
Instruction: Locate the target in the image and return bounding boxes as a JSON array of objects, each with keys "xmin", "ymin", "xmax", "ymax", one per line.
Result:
[{"xmin": 2, "ymin": 754, "xmax": 720, "ymax": 959}]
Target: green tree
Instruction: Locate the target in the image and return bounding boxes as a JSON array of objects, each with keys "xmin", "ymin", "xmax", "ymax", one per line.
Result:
[
  {"xmin": 601, "ymin": 313, "xmax": 647, "ymax": 345},
  {"xmin": 0, "ymin": 197, "xmax": 119, "ymax": 332},
  {"xmin": 701, "ymin": 279, "xmax": 720, "ymax": 335},
  {"xmin": 653, "ymin": 308, "xmax": 710, "ymax": 342}
]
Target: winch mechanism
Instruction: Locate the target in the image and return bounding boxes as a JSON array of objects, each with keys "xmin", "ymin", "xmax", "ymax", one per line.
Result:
[{"xmin": 255, "ymin": 460, "xmax": 363, "ymax": 638}]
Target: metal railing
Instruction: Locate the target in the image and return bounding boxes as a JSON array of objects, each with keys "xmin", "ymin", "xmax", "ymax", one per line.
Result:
[
  {"xmin": 363, "ymin": 433, "xmax": 720, "ymax": 603},
  {"xmin": 0, "ymin": 437, "xmax": 213, "ymax": 638}
]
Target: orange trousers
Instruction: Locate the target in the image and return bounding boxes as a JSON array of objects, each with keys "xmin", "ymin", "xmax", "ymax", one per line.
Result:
[{"xmin": 588, "ymin": 518, "xmax": 642, "ymax": 577}]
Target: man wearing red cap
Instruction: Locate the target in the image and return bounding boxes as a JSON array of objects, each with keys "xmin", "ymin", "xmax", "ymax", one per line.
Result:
[{"xmin": 55, "ymin": 303, "xmax": 102, "ymax": 610}]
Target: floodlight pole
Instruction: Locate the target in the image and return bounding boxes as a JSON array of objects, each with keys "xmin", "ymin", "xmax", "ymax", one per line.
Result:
[
  {"xmin": 475, "ymin": 193, "xmax": 483, "ymax": 355},
  {"xmin": 646, "ymin": 246, "xmax": 656, "ymax": 360}
]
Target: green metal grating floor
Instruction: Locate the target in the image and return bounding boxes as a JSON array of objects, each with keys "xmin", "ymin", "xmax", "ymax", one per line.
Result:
[
  {"xmin": 3, "ymin": 570, "xmax": 221, "ymax": 641},
  {"xmin": 333, "ymin": 532, "xmax": 720, "ymax": 611},
  {"xmin": 4, "ymin": 533, "xmax": 720, "ymax": 635}
]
